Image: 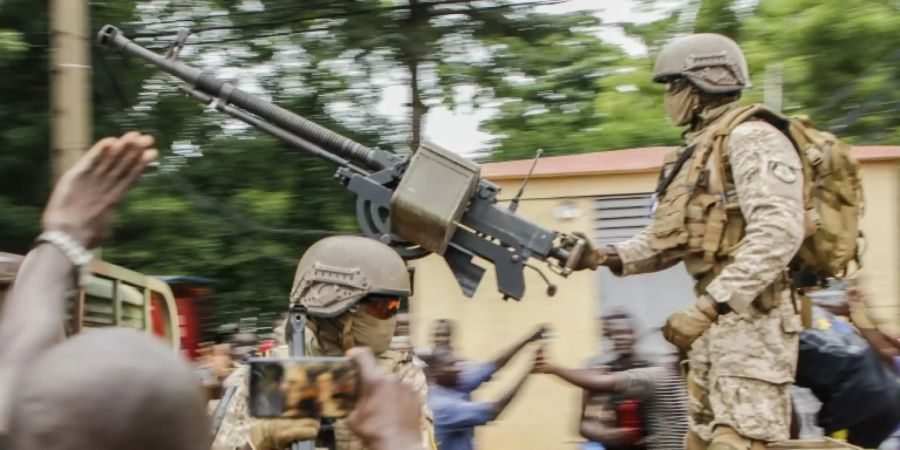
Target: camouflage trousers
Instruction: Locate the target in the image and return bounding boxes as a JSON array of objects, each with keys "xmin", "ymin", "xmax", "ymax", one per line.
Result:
[{"xmin": 686, "ymin": 290, "xmax": 801, "ymax": 447}]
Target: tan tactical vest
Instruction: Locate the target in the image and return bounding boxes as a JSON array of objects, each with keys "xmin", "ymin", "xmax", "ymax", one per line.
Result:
[
  {"xmin": 648, "ymin": 105, "xmax": 788, "ymax": 309},
  {"xmin": 332, "ymin": 349, "xmax": 437, "ymax": 450},
  {"xmin": 648, "ymin": 103, "xmax": 863, "ymax": 313}
]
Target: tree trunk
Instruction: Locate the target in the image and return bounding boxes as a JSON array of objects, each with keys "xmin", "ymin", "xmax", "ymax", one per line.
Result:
[
  {"xmin": 408, "ymin": 58, "xmax": 427, "ymax": 153},
  {"xmin": 406, "ymin": 0, "xmax": 428, "ymax": 153}
]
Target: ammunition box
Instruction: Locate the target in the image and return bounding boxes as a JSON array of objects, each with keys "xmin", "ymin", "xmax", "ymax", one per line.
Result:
[{"xmin": 391, "ymin": 142, "xmax": 480, "ymax": 254}]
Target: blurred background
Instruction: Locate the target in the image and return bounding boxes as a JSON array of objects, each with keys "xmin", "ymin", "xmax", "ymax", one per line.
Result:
[{"xmin": 0, "ymin": 1, "xmax": 898, "ymax": 446}]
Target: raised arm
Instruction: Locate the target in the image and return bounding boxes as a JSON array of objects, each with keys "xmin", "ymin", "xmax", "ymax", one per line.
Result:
[
  {"xmin": 489, "ymin": 363, "xmax": 532, "ymax": 419},
  {"xmin": 535, "ymin": 348, "xmax": 661, "ymax": 399},
  {"xmin": 0, "ymin": 133, "xmax": 157, "ymax": 432},
  {"xmin": 491, "ymin": 326, "xmax": 545, "ymax": 371}
]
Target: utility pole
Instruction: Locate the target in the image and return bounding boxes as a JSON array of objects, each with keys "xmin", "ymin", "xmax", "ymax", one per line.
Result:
[
  {"xmin": 764, "ymin": 63, "xmax": 783, "ymax": 113},
  {"xmin": 50, "ymin": 0, "xmax": 91, "ymax": 180}
]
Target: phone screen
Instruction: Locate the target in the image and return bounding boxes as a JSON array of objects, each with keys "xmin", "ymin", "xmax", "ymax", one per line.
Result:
[{"xmin": 248, "ymin": 357, "xmax": 360, "ymax": 419}]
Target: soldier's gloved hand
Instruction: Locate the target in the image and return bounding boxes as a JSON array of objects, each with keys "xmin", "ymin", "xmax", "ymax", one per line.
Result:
[
  {"xmin": 562, "ymin": 232, "xmax": 607, "ymax": 271},
  {"xmin": 662, "ymin": 295, "xmax": 718, "ymax": 351},
  {"xmin": 250, "ymin": 418, "xmax": 320, "ymax": 450}
]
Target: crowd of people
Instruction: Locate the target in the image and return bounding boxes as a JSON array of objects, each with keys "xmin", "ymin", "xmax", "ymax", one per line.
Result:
[{"xmin": 0, "ymin": 30, "xmax": 899, "ymax": 450}]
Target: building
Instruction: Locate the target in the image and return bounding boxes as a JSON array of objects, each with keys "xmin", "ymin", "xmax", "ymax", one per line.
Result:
[{"xmin": 409, "ymin": 145, "xmax": 900, "ymax": 450}]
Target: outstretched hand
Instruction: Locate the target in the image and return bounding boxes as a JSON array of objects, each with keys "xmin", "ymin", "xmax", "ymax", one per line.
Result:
[
  {"xmin": 42, "ymin": 132, "xmax": 158, "ymax": 249},
  {"xmin": 532, "ymin": 345, "xmax": 553, "ymax": 374},
  {"xmin": 528, "ymin": 324, "xmax": 550, "ymax": 343}
]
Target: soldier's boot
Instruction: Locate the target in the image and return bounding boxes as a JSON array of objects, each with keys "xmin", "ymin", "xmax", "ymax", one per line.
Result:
[{"xmin": 709, "ymin": 426, "xmax": 768, "ymax": 450}]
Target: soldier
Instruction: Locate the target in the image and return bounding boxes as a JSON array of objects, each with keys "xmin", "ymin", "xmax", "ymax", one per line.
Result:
[
  {"xmin": 212, "ymin": 235, "xmax": 436, "ymax": 450},
  {"xmin": 568, "ymin": 34, "xmax": 806, "ymax": 450},
  {"xmin": 289, "ymin": 235, "xmax": 436, "ymax": 450}
]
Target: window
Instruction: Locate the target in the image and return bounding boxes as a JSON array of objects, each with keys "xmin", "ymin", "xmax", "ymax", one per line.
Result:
[{"xmin": 593, "ymin": 194, "xmax": 695, "ymax": 358}]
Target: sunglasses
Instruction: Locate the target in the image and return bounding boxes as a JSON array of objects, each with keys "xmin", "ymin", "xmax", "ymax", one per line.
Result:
[{"xmin": 361, "ymin": 295, "xmax": 403, "ymax": 320}]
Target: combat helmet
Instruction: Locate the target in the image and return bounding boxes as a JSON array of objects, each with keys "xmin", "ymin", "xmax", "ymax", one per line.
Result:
[
  {"xmin": 289, "ymin": 235, "xmax": 410, "ymax": 318},
  {"xmin": 652, "ymin": 33, "xmax": 750, "ymax": 93}
]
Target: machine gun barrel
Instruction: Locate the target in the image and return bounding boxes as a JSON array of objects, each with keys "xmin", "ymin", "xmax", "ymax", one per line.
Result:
[
  {"xmin": 97, "ymin": 24, "xmax": 586, "ymax": 300},
  {"xmin": 97, "ymin": 25, "xmax": 387, "ymax": 171}
]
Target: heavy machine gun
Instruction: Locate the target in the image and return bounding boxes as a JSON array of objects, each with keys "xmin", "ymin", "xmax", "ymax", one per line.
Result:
[{"xmin": 97, "ymin": 25, "xmax": 586, "ymax": 301}]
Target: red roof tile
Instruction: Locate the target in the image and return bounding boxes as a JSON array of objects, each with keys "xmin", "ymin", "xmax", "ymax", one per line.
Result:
[{"xmin": 482, "ymin": 146, "xmax": 900, "ymax": 180}]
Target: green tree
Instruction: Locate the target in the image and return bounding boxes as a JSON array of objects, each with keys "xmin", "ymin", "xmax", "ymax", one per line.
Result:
[
  {"xmin": 619, "ymin": 0, "xmax": 900, "ymax": 144},
  {"xmin": 0, "ymin": 0, "xmax": 52, "ymax": 252}
]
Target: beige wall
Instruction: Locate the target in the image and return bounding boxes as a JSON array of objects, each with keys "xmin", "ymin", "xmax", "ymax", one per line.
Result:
[
  {"xmin": 409, "ymin": 158, "xmax": 899, "ymax": 449},
  {"xmin": 857, "ymin": 162, "xmax": 900, "ymax": 333}
]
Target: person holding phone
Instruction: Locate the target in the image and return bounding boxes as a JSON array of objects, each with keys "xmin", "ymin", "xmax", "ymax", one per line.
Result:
[{"xmin": 241, "ymin": 235, "xmax": 436, "ymax": 450}]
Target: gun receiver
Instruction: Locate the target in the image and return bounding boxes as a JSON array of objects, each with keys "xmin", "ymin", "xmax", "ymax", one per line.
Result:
[{"xmin": 97, "ymin": 25, "xmax": 585, "ymax": 300}]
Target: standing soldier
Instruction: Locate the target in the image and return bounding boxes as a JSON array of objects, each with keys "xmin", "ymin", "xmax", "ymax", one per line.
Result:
[{"xmin": 568, "ymin": 34, "xmax": 806, "ymax": 450}]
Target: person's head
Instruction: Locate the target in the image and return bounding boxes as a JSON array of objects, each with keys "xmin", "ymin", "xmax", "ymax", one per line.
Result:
[
  {"xmin": 229, "ymin": 332, "xmax": 259, "ymax": 363},
  {"xmin": 431, "ymin": 319, "xmax": 454, "ymax": 351},
  {"xmin": 427, "ymin": 348, "xmax": 462, "ymax": 388},
  {"xmin": 290, "ymin": 236, "xmax": 410, "ymax": 356},
  {"xmin": 9, "ymin": 328, "xmax": 210, "ymax": 450},
  {"xmin": 602, "ymin": 309, "xmax": 637, "ymax": 358},
  {"xmin": 652, "ymin": 33, "xmax": 749, "ymax": 126}
]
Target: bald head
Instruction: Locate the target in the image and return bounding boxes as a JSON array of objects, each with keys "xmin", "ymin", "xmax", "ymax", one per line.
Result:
[{"xmin": 9, "ymin": 329, "xmax": 210, "ymax": 450}]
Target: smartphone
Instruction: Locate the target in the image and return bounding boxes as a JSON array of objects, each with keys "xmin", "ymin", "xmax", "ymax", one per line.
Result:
[{"xmin": 248, "ymin": 357, "xmax": 360, "ymax": 419}]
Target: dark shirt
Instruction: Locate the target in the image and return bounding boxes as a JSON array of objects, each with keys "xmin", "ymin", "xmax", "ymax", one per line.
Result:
[{"xmin": 582, "ymin": 355, "xmax": 650, "ymax": 450}]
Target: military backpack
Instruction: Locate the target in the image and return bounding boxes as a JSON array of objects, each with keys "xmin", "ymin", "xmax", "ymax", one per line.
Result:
[{"xmin": 709, "ymin": 104, "xmax": 865, "ymax": 282}]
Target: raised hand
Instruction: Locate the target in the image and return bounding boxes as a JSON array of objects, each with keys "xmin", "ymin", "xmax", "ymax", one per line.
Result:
[{"xmin": 42, "ymin": 132, "xmax": 158, "ymax": 249}]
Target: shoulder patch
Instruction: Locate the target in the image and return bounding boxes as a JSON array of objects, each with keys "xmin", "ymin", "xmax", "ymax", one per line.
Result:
[{"xmin": 769, "ymin": 160, "xmax": 798, "ymax": 184}]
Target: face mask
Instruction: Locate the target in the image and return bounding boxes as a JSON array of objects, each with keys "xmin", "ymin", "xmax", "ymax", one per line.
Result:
[
  {"xmin": 349, "ymin": 308, "xmax": 397, "ymax": 355},
  {"xmin": 664, "ymin": 83, "xmax": 699, "ymax": 126}
]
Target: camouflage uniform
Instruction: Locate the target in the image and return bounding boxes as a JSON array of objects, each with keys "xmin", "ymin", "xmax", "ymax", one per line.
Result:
[
  {"xmin": 210, "ymin": 365, "xmax": 251, "ymax": 450},
  {"xmin": 613, "ymin": 104, "xmax": 806, "ymax": 445}
]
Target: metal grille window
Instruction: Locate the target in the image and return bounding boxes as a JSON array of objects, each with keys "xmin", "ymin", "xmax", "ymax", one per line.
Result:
[
  {"xmin": 593, "ymin": 194, "xmax": 654, "ymax": 245},
  {"xmin": 119, "ymin": 283, "xmax": 146, "ymax": 330},
  {"xmin": 593, "ymin": 193, "xmax": 694, "ymax": 359},
  {"xmin": 83, "ymin": 276, "xmax": 116, "ymax": 328}
]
